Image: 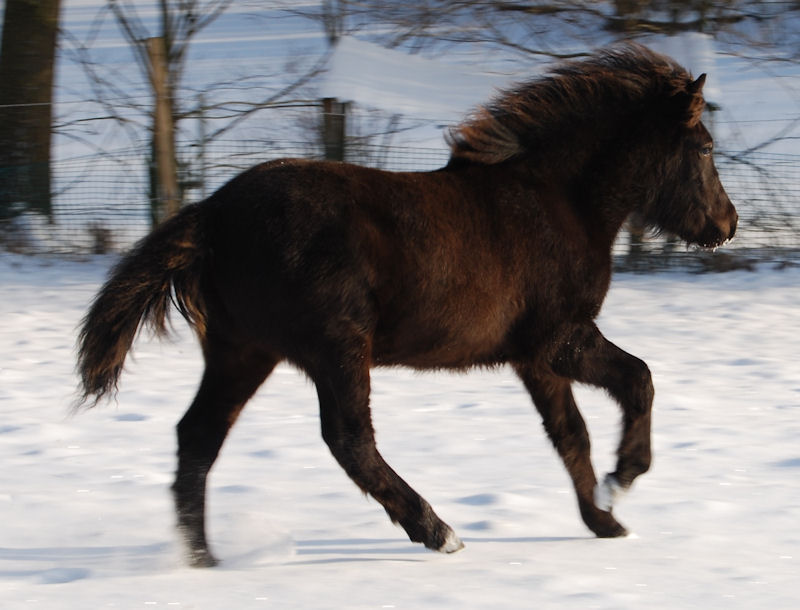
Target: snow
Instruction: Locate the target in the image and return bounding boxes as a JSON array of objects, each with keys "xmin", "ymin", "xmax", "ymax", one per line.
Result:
[{"xmin": 1, "ymin": 253, "xmax": 798, "ymax": 608}]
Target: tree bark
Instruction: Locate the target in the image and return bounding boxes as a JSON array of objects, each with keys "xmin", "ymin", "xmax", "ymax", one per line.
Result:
[
  {"xmin": 0, "ymin": 0, "xmax": 61, "ymax": 219},
  {"xmin": 147, "ymin": 36, "xmax": 180, "ymax": 224}
]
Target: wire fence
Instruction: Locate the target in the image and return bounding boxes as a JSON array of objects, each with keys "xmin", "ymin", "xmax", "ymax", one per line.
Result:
[{"xmin": 1, "ymin": 140, "xmax": 799, "ymax": 271}]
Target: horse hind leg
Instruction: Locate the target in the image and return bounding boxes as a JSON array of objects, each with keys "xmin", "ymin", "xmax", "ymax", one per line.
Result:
[
  {"xmin": 309, "ymin": 339, "xmax": 463, "ymax": 553},
  {"xmin": 172, "ymin": 338, "xmax": 278, "ymax": 567}
]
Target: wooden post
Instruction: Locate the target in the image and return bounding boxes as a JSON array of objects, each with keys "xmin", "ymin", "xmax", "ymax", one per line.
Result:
[
  {"xmin": 147, "ymin": 37, "xmax": 180, "ymax": 223},
  {"xmin": 322, "ymin": 97, "xmax": 347, "ymax": 161}
]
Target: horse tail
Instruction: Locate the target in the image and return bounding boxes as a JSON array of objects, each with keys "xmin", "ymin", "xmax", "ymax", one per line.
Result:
[{"xmin": 76, "ymin": 204, "xmax": 207, "ymax": 407}]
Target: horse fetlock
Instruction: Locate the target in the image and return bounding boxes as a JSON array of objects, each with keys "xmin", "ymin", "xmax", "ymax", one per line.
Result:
[
  {"xmin": 593, "ymin": 473, "xmax": 625, "ymax": 512},
  {"xmin": 186, "ymin": 547, "xmax": 219, "ymax": 569},
  {"xmin": 419, "ymin": 522, "xmax": 464, "ymax": 554},
  {"xmin": 175, "ymin": 521, "xmax": 218, "ymax": 568},
  {"xmin": 400, "ymin": 503, "xmax": 463, "ymax": 553},
  {"xmin": 437, "ymin": 527, "xmax": 465, "ymax": 553}
]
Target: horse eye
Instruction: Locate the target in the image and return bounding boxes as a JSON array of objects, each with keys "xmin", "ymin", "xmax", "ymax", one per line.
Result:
[{"xmin": 701, "ymin": 145, "xmax": 713, "ymax": 157}]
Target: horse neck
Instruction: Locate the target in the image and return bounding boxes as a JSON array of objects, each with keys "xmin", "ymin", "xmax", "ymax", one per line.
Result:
[
  {"xmin": 563, "ymin": 102, "xmax": 676, "ymax": 235},
  {"xmin": 501, "ymin": 145, "xmax": 644, "ymax": 252}
]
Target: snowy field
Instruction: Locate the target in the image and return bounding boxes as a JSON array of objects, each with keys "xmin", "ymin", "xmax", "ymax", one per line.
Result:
[{"xmin": 0, "ymin": 252, "xmax": 799, "ymax": 609}]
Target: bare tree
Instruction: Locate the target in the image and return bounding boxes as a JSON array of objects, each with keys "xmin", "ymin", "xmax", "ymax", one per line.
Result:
[
  {"xmin": 296, "ymin": 1, "xmax": 800, "ymax": 63},
  {"xmin": 62, "ymin": 1, "xmax": 327, "ymax": 224}
]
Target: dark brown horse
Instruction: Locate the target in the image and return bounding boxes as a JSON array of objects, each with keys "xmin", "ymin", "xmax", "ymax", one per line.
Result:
[{"xmin": 77, "ymin": 44, "xmax": 737, "ymax": 567}]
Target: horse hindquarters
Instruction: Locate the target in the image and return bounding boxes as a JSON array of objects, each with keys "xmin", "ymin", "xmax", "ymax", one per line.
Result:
[{"xmin": 172, "ymin": 336, "xmax": 278, "ymax": 567}]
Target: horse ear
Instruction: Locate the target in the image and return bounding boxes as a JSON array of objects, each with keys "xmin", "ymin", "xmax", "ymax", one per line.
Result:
[
  {"xmin": 688, "ymin": 73, "xmax": 706, "ymax": 95},
  {"xmin": 685, "ymin": 74, "xmax": 707, "ymax": 127}
]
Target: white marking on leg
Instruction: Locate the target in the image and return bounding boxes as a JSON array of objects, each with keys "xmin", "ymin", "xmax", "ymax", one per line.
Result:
[
  {"xmin": 593, "ymin": 474, "xmax": 625, "ymax": 512},
  {"xmin": 438, "ymin": 528, "xmax": 465, "ymax": 553}
]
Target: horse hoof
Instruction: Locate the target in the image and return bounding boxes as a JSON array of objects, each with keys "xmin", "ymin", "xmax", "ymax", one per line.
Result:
[
  {"xmin": 438, "ymin": 529, "xmax": 465, "ymax": 553},
  {"xmin": 594, "ymin": 521, "xmax": 629, "ymax": 539},
  {"xmin": 187, "ymin": 550, "xmax": 219, "ymax": 568}
]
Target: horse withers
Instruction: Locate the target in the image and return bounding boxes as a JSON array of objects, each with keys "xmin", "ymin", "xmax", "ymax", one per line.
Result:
[{"xmin": 77, "ymin": 44, "xmax": 737, "ymax": 567}]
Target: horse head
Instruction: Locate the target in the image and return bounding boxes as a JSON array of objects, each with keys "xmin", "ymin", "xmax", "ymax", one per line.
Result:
[{"xmin": 644, "ymin": 74, "xmax": 738, "ymax": 248}]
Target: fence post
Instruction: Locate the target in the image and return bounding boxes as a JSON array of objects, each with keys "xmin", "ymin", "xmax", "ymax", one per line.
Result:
[
  {"xmin": 147, "ymin": 37, "xmax": 180, "ymax": 224},
  {"xmin": 322, "ymin": 97, "xmax": 348, "ymax": 161}
]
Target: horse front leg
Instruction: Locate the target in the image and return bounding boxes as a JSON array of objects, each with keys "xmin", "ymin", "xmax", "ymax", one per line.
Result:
[
  {"xmin": 513, "ymin": 363, "xmax": 628, "ymax": 538},
  {"xmin": 309, "ymin": 340, "xmax": 463, "ymax": 554},
  {"xmin": 553, "ymin": 323, "xmax": 654, "ymax": 513}
]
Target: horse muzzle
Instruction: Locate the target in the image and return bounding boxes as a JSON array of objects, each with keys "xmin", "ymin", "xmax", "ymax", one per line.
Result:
[
  {"xmin": 696, "ymin": 199, "xmax": 737, "ymax": 248},
  {"xmin": 719, "ymin": 203, "xmax": 738, "ymax": 244}
]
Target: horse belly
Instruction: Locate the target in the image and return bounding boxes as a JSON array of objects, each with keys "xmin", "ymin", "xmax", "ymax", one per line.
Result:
[{"xmin": 371, "ymin": 295, "xmax": 514, "ymax": 369}]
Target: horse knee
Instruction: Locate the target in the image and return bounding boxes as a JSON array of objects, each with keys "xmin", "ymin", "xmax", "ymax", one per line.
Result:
[
  {"xmin": 629, "ymin": 445, "xmax": 652, "ymax": 476},
  {"xmin": 626, "ymin": 358, "xmax": 654, "ymax": 413},
  {"xmin": 639, "ymin": 363, "xmax": 654, "ymax": 404}
]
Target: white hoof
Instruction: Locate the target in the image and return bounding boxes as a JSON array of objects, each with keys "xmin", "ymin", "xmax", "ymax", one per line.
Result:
[
  {"xmin": 593, "ymin": 474, "xmax": 625, "ymax": 512},
  {"xmin": 438, "ymin": 529, "xmax": 465, "ymax": 553}
]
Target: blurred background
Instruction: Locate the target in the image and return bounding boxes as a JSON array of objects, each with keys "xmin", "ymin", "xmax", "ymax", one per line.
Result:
[{"xmin": 0, "ymin": 0, "xmax": 798, "ymax": 270}]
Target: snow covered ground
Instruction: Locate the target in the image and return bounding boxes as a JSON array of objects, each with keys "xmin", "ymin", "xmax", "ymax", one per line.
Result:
[{"xmin": 1, "ymin": 253, "xmax": 798, "ymax": 608}]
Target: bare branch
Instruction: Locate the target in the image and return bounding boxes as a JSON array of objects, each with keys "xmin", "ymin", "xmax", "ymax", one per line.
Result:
[{"xmin": 202, "ymin": 52, "xmax": 332, "ymax": 141}]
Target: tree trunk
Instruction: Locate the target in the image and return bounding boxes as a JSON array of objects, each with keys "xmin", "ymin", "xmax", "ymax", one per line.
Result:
[
  {"xmin": 0, "ymin": 0, "xmax": 61, "ymax": 220},
  {"xmin": 147, "ymin": 36, "xmax": 180, "ymax": 225}
]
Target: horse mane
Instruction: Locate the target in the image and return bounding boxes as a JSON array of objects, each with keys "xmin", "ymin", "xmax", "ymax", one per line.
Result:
[{"xmin": 447, "ymin": 43, "xmax": 701, "ymax": 165}]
